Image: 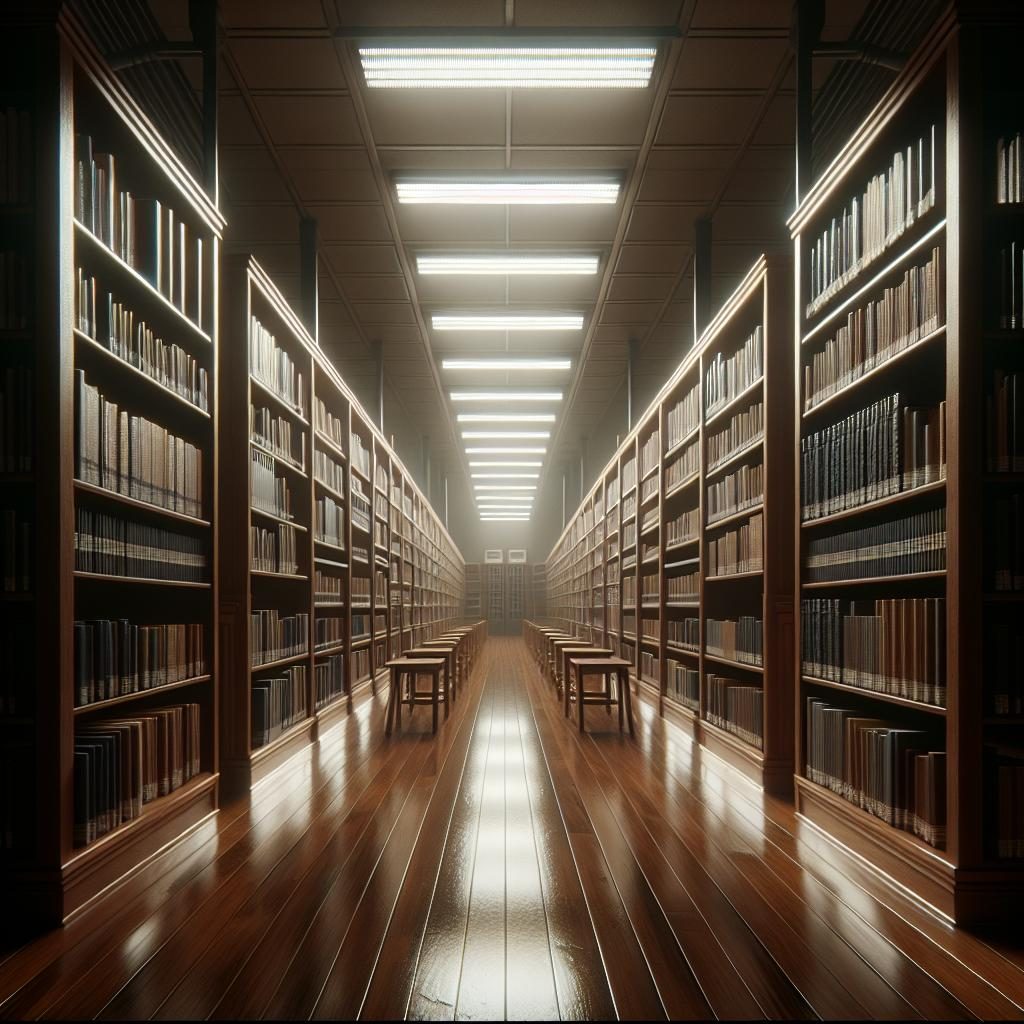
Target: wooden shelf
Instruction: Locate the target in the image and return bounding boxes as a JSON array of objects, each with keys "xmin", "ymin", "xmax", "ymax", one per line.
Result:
[
  {"xmin": 252, "ymin": 651, "xmax": 310, "ymax": 673},
  {"xmin": 800, "ymin": 479, "xmax": 945, "ymax": 529},
  {"xmin": 75, "ymin": 479, "xmax": 210, "ymax": 528},
  {"xmin": 251, "ymin": 506, "xmax": 307, "ymax": 532},
  {"xmin": 705, "ymin": 653, "xmax": 763, "ymax": 674},
  {"xmin": 705, "ymin": 502, "xmax": 764, "ymax": 531},
  {"xmin": 802, "ymin": 674, "xmax": 946, "ymax": 715},
  {"xmin": 251, "ymin": 440, "xmax": 307, "ymax": 478},
  {"xmin": 704, "ymin": 375, "xmax": 763, "ymax": 428},
  {"xmin": 73, "ymin": 674, "xmax": 212, "ymax": 716},
  {"xmin": 73, "ymin": 571, "xmax": 211, "ymax": 588},
  {"xmin": 705, "ymin": 435, "xmax": 764, "ymax": 479},
  {"xmin": 801, "ymin": 570, "xmax": 946, "ymax": 589},
  {"xmin": 249, "ymin": 375, "xmax": 308, "ymax": 425}
]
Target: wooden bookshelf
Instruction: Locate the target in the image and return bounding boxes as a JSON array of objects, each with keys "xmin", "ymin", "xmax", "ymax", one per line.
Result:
[
  {"xmin": 788, "ymin": 1, "xmax": 1024, "ymax": 924},
  {"xmin": 546, "ymin": 255, "xmax": 794, "ymax": 794},
  {"xmin": 0, "ymin": 8, "xmax": 223, "ymax": 922},
  {"xmin": 219, "ymin": 257, "xmax": 465, "ymax": 793}
]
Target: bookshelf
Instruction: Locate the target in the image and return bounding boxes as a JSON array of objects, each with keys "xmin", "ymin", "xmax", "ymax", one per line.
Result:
[
  {"xmin": 464, "ymin": 563, "xmax": 482, "ymax": 621},
  {"xmin": 0, "ymin": 9, "xmax": 223, "ymax": 921},
  {"xmin": 219, "ymin": 257, "xmax": 466, "ymax": 793},
  {"xmin": 546, "ymin": 255, "xmax": 794, "ymax": 793},
  {"xmin": 788, "ymin": 0, "xmax": 1024, "ymax": 923}
]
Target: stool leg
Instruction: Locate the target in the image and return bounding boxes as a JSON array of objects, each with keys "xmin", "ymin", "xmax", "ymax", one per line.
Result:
[
  {"xmin": 444, "ymin": 664, "xmax": 450, "ymax": 718},
  {"xmin": 623, "ymin": 669, "xmax": 634, "ymax": 735},
  {"xmin": 578, "ymin": 671, "xmax": 586, "ymax": 733},
  {"xmin": 396, "ymin": 671, "xmax": 404, "ymax": 730},
  {"xmin": 385, "ymin": 670, "xmax": 395, "ymax": 736},
  {"xmin": 618, "ymin": 672, "xmax": 624, "ymax": 732},
  {"xmin": 432, "ymin": 673, "xmax": 439, "ymax": 734},
  {"xmin": 606, "ymin": 672, "xmax": 612, "ymax": 714}
]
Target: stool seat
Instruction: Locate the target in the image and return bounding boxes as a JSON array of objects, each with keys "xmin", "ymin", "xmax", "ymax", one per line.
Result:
[
  {"xmin": 564, "ymin": 656, "xmax": 634, "ymax": 735},
  {"xmin": 385, "ymin": 657, "xmax": 447, "ymax": 736}
]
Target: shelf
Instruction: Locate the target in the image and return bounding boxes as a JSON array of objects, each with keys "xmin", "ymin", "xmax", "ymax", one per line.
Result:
[
  {"xmin": 665, "ymin": 600, "xmax": 699, "ymax": 608},
  {"xmin": 73, "ymin": 674, "xmax": 211, "ymax": 716},
  {"xmin": 664, "ymin": 537, "xmax": 698, "ymax": 555},
  {"xmin": 251, "ymin": 570, "xmax": 309, "ymax": 582},
  {"xmin": 73, "ymin": 571, "xmax": 210, "ymax": 589},
  {"xmin": 704, "ymin": 376, "xmax": 764, "ymax": 428},
  {"xmin": 314, "ymin": 642, "xmax": 346, "ymax": 656},
  {"xmin": 249, "ymin": 375, "xmax": 309, "ymax": 426},
  {"xmin": 705, "ymin": 435, "xmax": 763, "ymax": 479},
  {"xmin": 313, "ymin": 476, "xmax": 346, "ymax": 504},
  {"xmin": 75, "ymin": 480, "xmax": 210, "ymax": 528},
  {"xmin": 664, "ymin": 424, "xmax": 700, "ymax": 459},
  {"xmin": 314, "ymin": 601, "xmax": 346, "ymax": 609},
  {"xmin": 801, "ymin": 479, "xmax": 945, "ymax": 529},
  {"xmin": 74, "ymin": 330, "xmax": 211, "ymax": 420},
  {"xmin": 314, "ymin": 538, "xmax": 347, "ymax": 557},
  {"xmin": 706, "ymin": 502, "xmax": 764, "ymax": 531},
  {"xmin": 664, "ymin": 471, "xmax": 700, "ymax": 499},
  {"xmin": 802, "ymin": 674, "xmax": 946, "ymax": 715},
  {"xmin": 705, "ymin": 569, "xmax": 763, "ymax": 582},
  {"xmin": 74, "ymin": 220, "xmax": 212, "ymax": 346},
  {"xmin": 801, "ymin": 324, "xmax": 946, "ymax": 419},
  {"xmin": 251, "ymin": 506, "xmax": 307, "ymax": 532},
  {"xmin": 314, "ymin": 430, "xmax": 347, "ymax": 461},
  {"xmin": 705, "ymin": 653, "xmax": 764, "ymax": 674},
  {"xmin": 801, "ymin": 570, "xmax": 945, "ymax": 589},
  {"xmin": 666, "ymin": 643, "xmax": 699, "ymax": 658},
  {"xmin": 251, "ymin": 440, "xmax": 307, "ymax": 478},
  {"xmin": 252, "ymin": 651, "xmax": 310, "ymax": 673}
]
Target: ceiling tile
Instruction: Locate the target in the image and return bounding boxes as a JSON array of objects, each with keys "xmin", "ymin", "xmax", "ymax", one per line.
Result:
[
  {"xmin": 341, "ymin": 276, "xmax": 410, "ymax": 301},
  {"xmin": 363, "ymin": 91, "xmax": 507, "ymax": 146},
  {"xmin": 228, "ymin": 38, "xmax": 346, "ymax": 91},
  {"xmin": 671, "ymin": 37, "xmax": 788, "ymax": 91},
  {"xmin": 254, "ymin": 95, "xmax": 363, "ymax": 146},
  {"xmin": 221, "ymin": 0, "xmax": 327, "ymax": 26},
  {"xmin": 513, "ymin": 0, "xmax": 683, "ymax": 25},
  {"xmin": 219, "ymin": 95, "xmax": 264, "ymax": 146},
  {"xmin": 333, "ymin": 0, "xmax": 506, "ymax": 26},
  {"xmin": 657, "ymin": 95, "xmax": 762, "ymax": 146},
  {"xmin": 615, "ymin": 244, "xmax": 689, "ymax": 274},
  {"xmin": 600, "ymin": 302, "xmax": 661, "ymax": 324},
  {"xmin": 511, "ymin": 91, "xmax": 653, "ymax": 146},
  {"xmin": 506, "ymin": 276, "xmax": 602, "ymax": 303},
  {"xmin": 625, "ymin": 205, "xmax": 697, "ymax": 243},
  {"xmin": 354, "ymin": 302, "xmax": 417, "ymax": 324},
  {"xmin": 608, "ymin": 275, "xmax": 676, "ymax": 301},
  {"xmin": 396, "ymin": 205, "xmax": 506, "ymax": 243},
  {"xmin": 637, "ymin": 168, "xmax": 720, "ymax": 203},
  {"xmin": 324, "ymin": 244, "xmax": 402, "ymax": 275},
  {"xmin": 509, "ymin": 205, "xmax": 620, "ymax": 243},
  {"xmin": 293, "ymin": 169, "xmax": 381, "ymax": 203},
  {"xmin": 413, "ymin": 275, "xmax": 508, "ymax": 303},
  {"xmin": 313, "ymin": 205, "xmax": 393, "ymax": 242},
  {"xmin": 691, "ymin": 0, "xmax": 790, "ymax": 29}
]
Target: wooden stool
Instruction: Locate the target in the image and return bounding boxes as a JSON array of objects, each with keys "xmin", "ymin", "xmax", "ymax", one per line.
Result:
[
  {"xmin": 565, "ymin": 656, "xmax": 634, "ymax": 735},
  {"xmin": 558, "ymin": 646, "xmax": 613, "ymax": 704},
  {"xmin": 420, "ymin": 638, "xmax": 462, "ymax": 697},
  {"xmin": 385, "ymin": 657, "xmax": 447, "ymax": 735},
  {"xmin": 404, "ymin": 647, "xmax": 455, "ymax": 704}
]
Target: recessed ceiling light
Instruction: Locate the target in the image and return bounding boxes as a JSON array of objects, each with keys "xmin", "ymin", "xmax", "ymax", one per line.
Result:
[
  {"xmin": 469, "ymin": 461, "xmax": 543, "ymax": 467},
  {"xmin": 462, "ymin": 431, "xmax": 550, "ymax": 439},
  {"xmin": 417, "ymin": 254, "xmax": 598, "ymax": 275},
  {"xmin": 442, "ymin": 359, "xmax": 572, "ymax": 371},
  {"xmin": 434, "ymin": 314, "xmax": 583, "ymax": 331},
  {"xmin": 450, "ymin": 391, "xmax": 563, "ymax": 402},
  {"xmin": 481, "ymin": 516, "xmax": 531, "ymax": 521},
  {"xmin": 473, "ymin": 484, "xmax": 537, "ymax": 491},
  {"xmin": 472, "ymin": 472, "xmax": 540, "ymax": 479},
  {"xmin": 464, "ymin": 446, "xmax": 547, "ymax": 454},
  {"xmin": 359, "ymin": 46, "xmax": 656, "ymax": 90},
  {"xmin": 396, "ymin": 178, "xmax": 619, "ymax": 205},
  {"xmin": 477, "ymin": 500, "xmax": 534, "ymax": 507},
  {"xmin": 457, "ymin": 413, "xmax": 555, "ymax": 423}
]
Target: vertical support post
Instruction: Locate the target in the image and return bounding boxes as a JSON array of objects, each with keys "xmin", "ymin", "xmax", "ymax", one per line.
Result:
[
  {"xmin": 693, "ymin": 215, "xmax": 712, "ymax": 343},
  {"xmin": 189, "ymin": 0, "xmax": 218, "ymax": 205},
  {"xmin": 299, "ymin": 216, "xmax": 318, "ymax": 342},
  {"xmin": 376, "ymin": 342, "xmax": 384, "ymax": 431},
  {"xmin": 627, "ymin": 339, "xmax": 636, "ymax": 430},
  {"xmin": 793, "ymin": 0, "xmax": 824, "ymax": 205}
]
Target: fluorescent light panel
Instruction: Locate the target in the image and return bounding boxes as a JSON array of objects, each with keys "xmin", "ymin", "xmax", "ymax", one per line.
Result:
[
  {"xmin": 450, "ymin": 391, "xmax": 563, "ymax": 402},
  {"xmin": 433, "ymin": 313, "xmax": 583, "ymax": 331},
  {"xmin": 472, "ymin": 472, "xmax": 540, "ymax": 479},
  {"xmin": 417, "ymin": 253, "xmax": 597, "ymax": 275},
  {"xmin": 469, "ymin": 461, "xmax": 542, "ymax": 467},
  {"xmin": 360, "ymin": 46, "xmax": 655, "ymax": 90},
  {"xmin": 442, "ymin": 359, "xmax": 571, "ymax": 371},
  {"xmin": 462, "ymin": 431, "xmax": 550, "ymax": 439},
  {"xmin": 473, "ymin": 484, "xmax": 537, "ymax": 491},
  {"xmin": 397, "ymin": 179, "xmax": 618, "ymax": 205},
  {"xmin": 465, "ymin": 446, "xmax": 546, "ymax": 454},
  {"xmin": 457, "ymin": 413, "xmax": 555, "ymax": 423}
]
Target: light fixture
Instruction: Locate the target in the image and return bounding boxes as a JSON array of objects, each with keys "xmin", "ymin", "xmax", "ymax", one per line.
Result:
[
  {"xmin": 450, "ymin": 391, "xmax": 563, "ymax": 402},
  {"xmin": 464, "ymin": 446, "xmax": 547, "ymax": 454},
  {"xmin": 469, "ymin": 461, "xmax": 542, "ymax": 467},
  {"xmin": 359, "ymin": 46, "xmax": 656, "ymax": 90},
  {"xmin": 472, "ymin": 472, "xmax": 540, "ymax": 479},
  {"xmin": 442, "ymin": 359, "xmax": 571, "ymax": 371},
  {"xmin": 417, "ymin": 254, "xmax": 598, "ymax": 275},
  {"xmin": 396, "ymin": 178, "xmax": 619, "ymax": 205},
  {"xmin": 473, "ymin": 484, "xmax": 537, "ymax": 491},
  {"xmin": 433, "ymin": 313, "xmax": 583, "ymax": 331},
  {"xmin": 457, "ymin": 413, "xmax": 556, "ymax": 423},
  {"xmin": 462, "ymin": 431, "xmax": 550, "ymax": 439},
  {"xmin": 477, "ymin": 501, "xmax": 534, "ymax": 507},
  {"xmin": 480, "ymin": 516, "xmax": 531, "ymax": 521}
]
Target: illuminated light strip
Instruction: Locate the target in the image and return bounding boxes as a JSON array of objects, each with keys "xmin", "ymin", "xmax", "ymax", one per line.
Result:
[
  {"xmin": 469, "ymin": 461, "xmax": 542, "ymax": 467},
  {"xmin": 433, "ymin": 313, "xmax": 583, "ymax": 331},
  {"xmin": 397, "ymin": 180, "xmax": 619, "ymax": 205},
  {"xmin": 472, "ymin": 472, "xmax": 540, "ymax": 479},
  {"xmin": 457, "ymin": 414, "xmax": 555, "ymax": 423},
  {"xmin": 451, "ymin": 391, "xmax": 563, "ymax": 402},
  {"xmin": 462, "ymin": 431, "xmax": 550, "ymax": 439},
  {"xmin": 417, "ymin": 254, "xmax": 598, "ymax": 275},
  {"xmin": 443, "ymin": 359, "xmax": 571, "ymax": 371},
  {"xmin": 465, "ymin": 446, "xmax": 546, "ymax": 454}
]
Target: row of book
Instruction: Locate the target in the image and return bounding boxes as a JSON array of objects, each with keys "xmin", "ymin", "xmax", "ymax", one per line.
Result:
[
  {"xmin": 641, "ymin": 617, "xmax": 658, "ymax": 641},
  {"xmin": 803, "ymin": 246, "xmax": 942, "ymax": 411},
  {"xmin": 622, "ymin": 455, "xmax": 637, "ymax": 495},
  {"xmin": 250, "ymin": 609, "xmax": 308, "ymax": 668},
  {"xmin": 74, "ymin": 703, "xmax": 202, "ymax": 847},
  {"xmin": 665, "ymin": 439, "xmax": 699, "ymax": 491},
  {"xmin": 75, "ymin": 135, "xmax": 204, "ymax": 326},
  {"xmin": 640, "ymin": 573, "xmax": 658, "ymax": 603},
  {"xmin": 622, "ymin": 575, "xmax": 635, "ymax": 605},
  {"xmin": 667, "ymin": 385, "xmax": 699, "ymax": 449},
  {"xmin": 315, "ymin": 565, "xmax": 345, "ymax": 604},
  {"xmin": 667, "ymin": 660, "xmax": 699, "ymax": 711},
  {"xmin": 353, "ymin": 646, "xmax": 371, "ymax": 682},
  {"xmin": 352, "ymin": 613, "xmax": 371, "ymax": 639},
  {"xmin": 74, "ymin": 620, "xmax": 205, "ymax": 706},
  {"xmin": 76, "ymin": 271, "xmax": 210, "ymax": 413},
  {"xmin": 76, "ymin": 371, "xmax": 205, "ymax": 519},
  {"xmin": 640, "ymin": 429, "xmax": 660, "ymax": 479},
  {"xmin": 351, "ymin": 433, "xmax": 371, "ymax": 480},
  {"xmin": 666, "ymin": 571, "xmax": 699, "ymax": 603},
  {"xmin": 1, "ymin": 507, "xmax": 30, "ymax": 592},
  {"xmin": 351, "ymin": 480, "xmax": 371, "ymax": 533},
  {"xmin": 251, "ymin": 450, "xmax": 293, "ymax": 522},
  {"xmin": 666, "ymin": 507, "xmax": 699, "ymax": 547},
  {"xmin": 800, "ymin": 394, "xmax": 945, "ymax": 520},
  {"xmin": 805, "ymin": 697, "xmax": 945, "ymax": 848},
  {"xmin": 351, "ymin": 575, "xmax": 371, "ymax": 603},
  {"xmin": 804, "ymin": 508, "xmax": 945, "ymax": 582},
  {"xmin": 250, "ymin": 523, "xmax": 298, "ymax": 576},
  {"xmin": 315, "ymin": 653, "xmax": 345, "ymax": 709},
  {"xmin": 75, "ymin": 508, "xmax": 206, "ymax": 582},
  {"xmin": 314, "ymin": 396, "xmax": 346, "ymax": 453},
  {"xmin": 706, "ymin": 674, "xmax": 763, "ymax": 749},
  {"xmin": 251, "ymin": 406, "xmax": 305, "ymax": 471},
  {"xmin": 667, "ymin": 617, "xmax": 699, "ymax": 650},
  {"xmin": 705, "ymin": 326, "xmax": 762, "ymax": 417},
  {"xmin": 0, "ymin": 361, "xmax": 31, "ymax": 473},
  {"xmin": 996, "ymin": 133, "xmax": 1024, "ymax": 205},
  {"xmin": 315, "ymin": 494, "xmax": 345, "ymax": 549},
  {"xmin": 706, "ymin": 462, "xmax": 762, "ymax": 524},
  {"xmin": 706, "ymin": 617, "xmax": 762, "ymax": 665},
  {"xmin": 250, "ymin": 317, "xmax": 305, "ymax": 416},
  {"xmin": 315, "ymin": 616, "xmax": 344, "ymax": 651},
  {"xmin": 707, "ymin": 401, "xmax": 763, "ymax": 471},
  {"xmin": 802, "ymin": 597, "xmax": 946, "ymax": 707},
  {"xmin": 641, "ymin": 473, "xmax": 658, "ymax": 505},
  {"xmin": 806, "ymin": 124, "xmax": 937, "ymax": 317},
  {"xmin": 314, "ymin": 449, "xmax": 346, "ymax": 496},
  {"xmin": 992, "ymin": 493, "xmax": 1024, "ymax": 591},
  {"xmin": 0, "ymin": 249, "xmax": 29, "ymax": 331},
  {"xmin": 640, "ymin": 650, "xmax": 658, "ymax": 683},
  {"xmin": 987, "ymin": 368, "xmax": 1024, "ymax": 472},
  {"xmin": 997, "ymin": 239, "xmax": 1024, "ymax": 330},
  {"xmin": 706, "ymin": 512, "xmax": 763, "ymax": 578},
  {"xmin": 0, "ymin": 107, "xmax": 31, "ymax": 204},
  {"xmin": 252, "ymin": 667, "xmax": 306, "ymax": 749}
]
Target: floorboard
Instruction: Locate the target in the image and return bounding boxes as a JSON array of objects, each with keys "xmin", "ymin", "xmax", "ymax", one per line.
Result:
[{"xmin": 1, "ymin": 636, "xmax": 1022, "ymax": 1020}]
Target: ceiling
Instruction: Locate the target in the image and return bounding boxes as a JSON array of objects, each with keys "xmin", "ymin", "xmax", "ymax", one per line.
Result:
[{"xmin": 147, "ymin": 0, "xmax": 872, "ymax": 549}]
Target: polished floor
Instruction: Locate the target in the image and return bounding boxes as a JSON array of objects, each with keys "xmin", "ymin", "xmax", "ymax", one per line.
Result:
[{"xmin": 2, "ymin": 637, "xmax": 1024, "ymax": 1019}]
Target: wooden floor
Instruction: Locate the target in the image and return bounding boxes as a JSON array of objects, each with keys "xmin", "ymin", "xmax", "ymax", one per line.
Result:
[{"xmin": 2, "ymin": 638, "xmax": 1024, "ymax": 1020}]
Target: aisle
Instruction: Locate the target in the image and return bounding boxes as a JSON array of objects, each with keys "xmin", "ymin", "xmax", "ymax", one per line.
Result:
[{"xmin": 1, "ymin": 637, "xmax": 1023, "ymax": 1019}]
